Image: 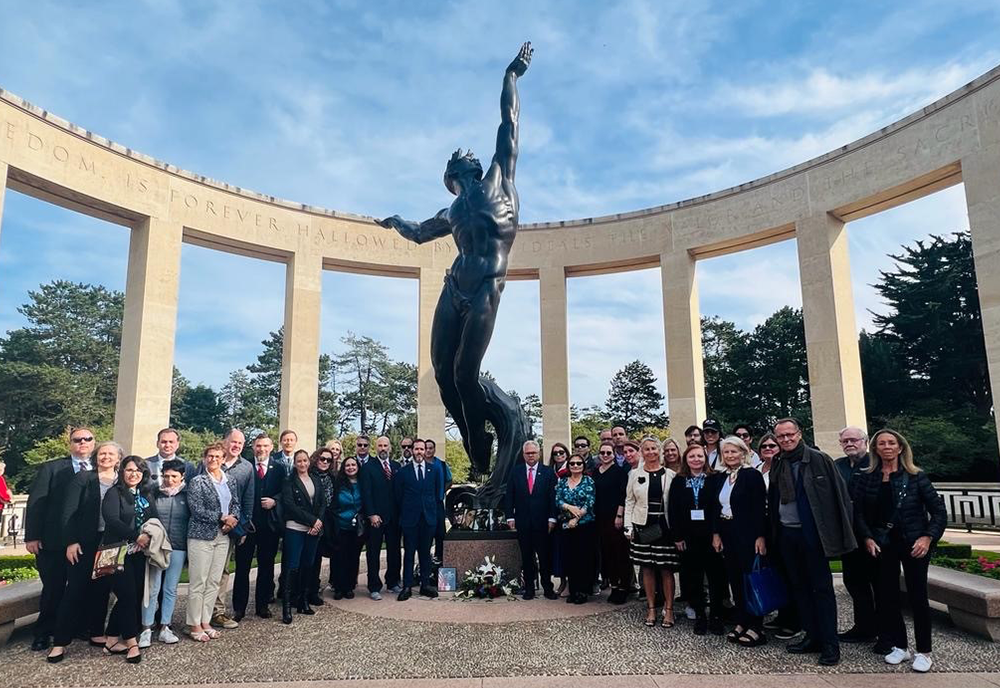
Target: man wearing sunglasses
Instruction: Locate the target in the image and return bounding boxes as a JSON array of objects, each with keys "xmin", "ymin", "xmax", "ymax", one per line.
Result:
[
  {"xmin": 834, "ymin": 426, "xmax": 878, "ymax": 647},
  {"xmin": 400, "ymin": 438, "xmax": 415, "ymax": 465},
  {"xmin": 573, "ymin": 435, "xmax": 597, "ymax": 473},
  {"xmin": 354, "ymin": 435, "xmax": 373, "ymax": 466},
  {"xmin": 25, "ymin": 427, "xmax": 96, "ymax": 651}
]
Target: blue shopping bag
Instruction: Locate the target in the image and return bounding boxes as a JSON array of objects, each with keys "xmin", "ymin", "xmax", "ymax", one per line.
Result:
[{"xmin": 744, "ymin": 555, "xmax": 788, "ymax": 617}]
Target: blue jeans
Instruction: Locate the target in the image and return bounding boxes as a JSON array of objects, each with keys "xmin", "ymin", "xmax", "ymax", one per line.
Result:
[
  {"xmin": 283, "ymin": 529, "xmax": 319, "ymax": 571},
  {"xmin": 142, "ymin": 549, "xmax": 187, "ymax": 627}
]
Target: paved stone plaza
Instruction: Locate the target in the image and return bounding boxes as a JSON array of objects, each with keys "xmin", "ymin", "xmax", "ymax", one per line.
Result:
[{"xmin": 5, "ymin": 583, "xmax": 1000, "ymax": 687}]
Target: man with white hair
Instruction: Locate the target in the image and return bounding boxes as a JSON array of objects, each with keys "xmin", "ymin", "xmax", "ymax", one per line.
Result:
[
  {"xmin": 834, "ymin": 425, "xmax": 878, "ymax": 647},
  {"xmin": 504, "ymin": 441, "xmax": 558, "ymax": 600}
]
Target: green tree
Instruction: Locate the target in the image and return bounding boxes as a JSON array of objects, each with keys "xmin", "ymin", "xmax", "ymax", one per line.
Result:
[
  {"xmin": 246, "ymin": 329, "xmax": 284, "ymax": 422},
  {"xmin": 171, "ymin": 384, "xmax": 226, "ymax": 434},
  {"xmin": 316, "ymin": 352, "xmax": 340, "ymax": 445},
  {"xmin": 605, "ymin": 360, "xmax": 666, "ymax": 432},
  {"xmin": 333, "ymin": 333, "xmax": 390, "ymax": 434}
]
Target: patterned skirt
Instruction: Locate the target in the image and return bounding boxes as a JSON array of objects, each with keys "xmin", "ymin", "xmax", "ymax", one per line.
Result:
[{"xmin": 630, "ymin": 514, "xmax": 681, "ymax": 570}]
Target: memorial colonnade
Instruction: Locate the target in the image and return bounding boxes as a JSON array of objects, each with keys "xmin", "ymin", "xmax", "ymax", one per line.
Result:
[{"xmin": 3, "ymin": 65, "xmax": 1000, "ymax": 457}]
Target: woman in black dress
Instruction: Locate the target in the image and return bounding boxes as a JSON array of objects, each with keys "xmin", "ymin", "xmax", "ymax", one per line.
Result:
[
  {"xmin": 708, "ymin": 436, "xmax": 767, "ymax": 647},
  {"xmin": 592, "ymin": 441, "xmax": 630, "ymax": 604}
]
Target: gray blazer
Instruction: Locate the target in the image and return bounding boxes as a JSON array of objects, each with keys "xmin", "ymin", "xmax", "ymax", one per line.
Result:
[{"xmin": 186, "ymin": 473, "xmax": 240, "ymax": 541}]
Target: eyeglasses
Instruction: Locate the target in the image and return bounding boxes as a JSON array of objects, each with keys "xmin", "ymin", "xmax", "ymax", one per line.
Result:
[
  {"xmin": 568, "ymin": 461, "xmax": 584, "ymax": 467},
  {"xmin": 599, "ymin": 450, "xmax": 614, "ymax": 456},
  {"xmin": 760, "ymin": 443, "xmax": 779, "ymax": 450},
  {"xmin": 72, "ymin": 436, "xmax": 94, "ymax": 443},
  {"xmin": 317, "ymin": 457, "xmax": 331, "ymax": 463},
  {"xmin": 401, "ymin": 444, "xmax": 413, "ymax": 449},
  {"xmin": 553, "ymin": 450, "xmax": 566, "ymax": 456},
  {"xmin": 574, "ymin": 442, "xmax": 589, "ymax": 448},
  {"xmin": 356, "ymin": 443, "xmax": 369, "ymax": 448},
  {"xmin": 735, "ymin": 432, "xmax": 751, "ymax": 439}
]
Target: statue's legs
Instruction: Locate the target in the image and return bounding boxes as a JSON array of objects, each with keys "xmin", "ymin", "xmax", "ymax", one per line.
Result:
[
  {"xmin": 451, "ymin": 278, "xmax": 502, "ymax": 471},
  {"xmin": 430, "ymin": 284, "xmax": 474, "ymax": 460}
]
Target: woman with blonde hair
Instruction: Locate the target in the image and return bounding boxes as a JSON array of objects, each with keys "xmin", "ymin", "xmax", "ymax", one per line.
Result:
[
  {"xmin": 853, "ymin": 429, "xmax": 946, "ymax": 673},
  {"xmin": 624, "ymin": 437, "xmax": 679, "ymax": 627},
  {"xmin": 324, "ymin": 440, "xmax": 344, "ymax": 473},
  {"xmin": 662, "ymin": 438, "xmax": 682, "ymax": 474}
]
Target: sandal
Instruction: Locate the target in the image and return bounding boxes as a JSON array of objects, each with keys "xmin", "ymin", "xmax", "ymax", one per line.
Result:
[
  {"xmin": 125, "ymin": 644, "xmax": 142, "ymax": 664},
  {"xmin": 644, "ymin": 605, "xmax": 657, "ymax": 627},
  {"xmin": 204, "ymin": 628, "xmax": 221, "ymax": 640},
  {"xmin": 726, "ymin": 626, "xmax": 745, "ymax": 643},
  {"xmin": 737, "ymin": 629, "xmax": 767, "ymax": 647},
  {"xmin": 103, "ymin": 641, "xmax": 128, "ymax": 655},
  {"xmin": 188, "ymin": 629, "xmax": 210, "ymax": 643},
  {"xmin": 662, "ymin": 605, "xmax": 675, "ymax": 628}
]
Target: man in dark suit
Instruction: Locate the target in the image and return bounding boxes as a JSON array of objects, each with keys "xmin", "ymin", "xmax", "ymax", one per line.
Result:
[
  {"xmin": 359, "ymin": 435, "xmax": 402, "ymax": 600},
  {"xmin": 394, "ymin": 439, "xmax": 442, "ymax": 600},
  {"xmin": 232, "ymin": 434, "xmax": 287, "ymax": 620},
  {"xmin": 504, "ymin": 440, "xmax": 558, "ymax": 600},
  {"xmin": 145, "ymin": 427, "xmax": 197, "ymax": 489},
  {"xmin": 24, "ymin": 427, "xmax": 95, "ymax": 650}
]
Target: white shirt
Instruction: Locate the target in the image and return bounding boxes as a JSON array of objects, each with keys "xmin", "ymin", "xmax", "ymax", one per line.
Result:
[
  {"xmin": 708, "ymin": 448, "xmax": 720, "ymax": 471},
  {"xmin": 720, "ymin": 473, "xmax": 736, "ymax": 518},
  {"xmin": 71, "ymin": 455, "xmax": 91, "ymax": 473},
  {"xmin": 255, "ymin": 458, "xmax": 269, "ymax": 476},
  {"xmin": 413, "ymin": 461, "xmax": 425, "ymax": 480}
]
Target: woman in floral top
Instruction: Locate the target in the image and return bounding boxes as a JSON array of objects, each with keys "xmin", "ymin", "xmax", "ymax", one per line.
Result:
[{"xmin": 555, "ymin": 456, "xmax": 596, "ymax": 604}]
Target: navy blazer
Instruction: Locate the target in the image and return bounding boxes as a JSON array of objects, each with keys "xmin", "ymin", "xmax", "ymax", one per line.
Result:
[
  {"xmin": 504, "ymin": 462, "xmax": 557, "ymax": 532},
  {"xmin": 359, "ymin": 457, "xmax": 400, "ymax": 522},
  {"xmin": 25, "ymin": 457, "xmax": 76, "ymax": 548},
  {"xmin": 707, "ymin": 468, "xmax": 766, "ymax": 567},
  {"xmin": 251, "ymin": 457, "xmax": 287, "ymax": 530},
  {"xmin": 394, "ymin": 460, "xmax": 442, "ymax": 529}
]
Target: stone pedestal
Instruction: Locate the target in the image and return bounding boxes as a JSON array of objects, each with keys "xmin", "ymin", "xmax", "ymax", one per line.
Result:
[{"xmin": 443, "ymin": 531, "xmax": 521, "ymax": 580}]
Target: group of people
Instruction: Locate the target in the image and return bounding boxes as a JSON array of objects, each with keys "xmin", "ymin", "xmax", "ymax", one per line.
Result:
[
  {"xmin": 506, "ymin": 419, "xmax": 946, "ymax": 673},
  {"xmin": 22, "ymin": 417, "xmax": 947, "ymax": 673},
  {"xmin": 24, "ymin": 427, "xmax": 452, "ymax": 664}
]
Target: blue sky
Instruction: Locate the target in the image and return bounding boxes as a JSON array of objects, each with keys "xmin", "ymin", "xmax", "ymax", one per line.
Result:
[{"xmin": 0, "ymin": 1, "xmax": 997, "ymax": 413}]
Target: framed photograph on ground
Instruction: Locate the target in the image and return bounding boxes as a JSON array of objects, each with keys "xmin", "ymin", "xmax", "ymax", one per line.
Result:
[{"xmin": 438, "ymin": 567, "xmax": 457, "ymax": 592}]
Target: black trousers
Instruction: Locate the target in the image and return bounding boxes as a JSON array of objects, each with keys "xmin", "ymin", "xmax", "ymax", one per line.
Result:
[
  {"xmin": 841, "ymin": 547, "xmax": 878, "ymax": 635},
  {"xmin": 366, "ymin": 519, "xmax": 401, "ymax": 592},
  {"xmin": 718, "ymin": 520, "xmax": 762, "ymax": 632},
  {"xmin": 516, "ymin": 526, "xmax": 553, "ymax": 593},
  {"xmin": 434, "ymin": 503, "xmax": 446, "ymax": 562},
  {"xmin": 402, "ymin": 517, "xmax": 434, "ymax": 588},
  {"xmin": 233, "ymin": 528, "xmax": 281, "ymax": 615},
  {"xmin": 780, "ymin": 525, "xmax": 838, "ymax": 647},
  {"xmin": 52, "ymin": 542, "xmax": 111, "ymax": 646},
  {"xmin": 878, "ymin": 537, "xmax": 932, "ymax": 653},
  {"xmin": 332, "ymin": 527, "xmax": 363, "ymax": 593},
  {"xmin": 105, "ymin": 552, "xmax": 144, "ymax": 642},
  {"xmin": 34, "ymin": 548, "xmax": 68, "ymax": 640},
  {"xmin": 564, "ymin": 522, "xmax": 596, "ymax": 597},
  {"xmin": 680, "ymin": 535, "xmax": 727, "ymax": 619}
]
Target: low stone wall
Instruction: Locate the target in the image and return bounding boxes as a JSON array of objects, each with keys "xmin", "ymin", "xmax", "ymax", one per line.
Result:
[
  {"xmin": 0, "ymin": 578, "xmax": 40, "ymax": 644},
  {"xmin": 917, "ymin": 565, "xmax": 1000, "ymax": 641}
]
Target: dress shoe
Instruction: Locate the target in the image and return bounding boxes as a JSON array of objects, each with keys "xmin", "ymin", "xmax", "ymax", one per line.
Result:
[
  {"xmin": 522, "ymin": 590, "xmax": 535, "ymax": 600},
  {"xmin": 419, "ymin": 586, "xmax": 439, "ymax": 598},
  {"xmin": 308, "ymin": 593, "xmax": 325, "ymax": 606},
  {"xmin": 818, "ymin": 644, "xmax": 841, "ymax": 666},
  {"xmin": 31, "ymin": 637, "xmax": 51, "ymax": 652},
  {"xmin": 344, "ymin": 590, "xmax": 355, "ymax": 599},
  {"xmin": 255, "ymin": 607, "xmax": 272, "ymax": 619},
  {"xmin": 232, "ymin": 612, "xmax": 245, "ymax": 623},
  {"xmin": 709, "ymin": 617, "xmax": 725, "ymax": 636},
  {"xmin": 543, "ymin": 589, "xmax": 559, "ymax": 600},
  {"xmin": 838, "ymin": 627, "xmax": 875, "ymax": 643},
  {"xmin": 573, "ymin": 594, "xmax": 587, "ymax": 605},
  {"xmin": 693, "ymin": 616, "xmax": 708, "ymax": 635},
  {"xmin": 397, "ymin": 589, "xmax": 412, "ymax": 601},
  {"xmin": 786, "ymin": 636, "xmax": 821, "ymax": 654},
  {"xmin": 872, "ymin": 641, "xmax": 893, "ymax": 655},
  {"xmin": 332, "ymin": 590, "xmax": 343, "ymax": 600},
  {"xmin": 388, "ymin": 584, "xmax": 403, "ymax": 594}
]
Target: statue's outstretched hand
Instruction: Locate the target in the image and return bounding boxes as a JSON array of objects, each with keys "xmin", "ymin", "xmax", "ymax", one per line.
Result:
[
  {"xmin": 507, "ymin": 41, "xmax": 532, "ymax": 77},
  {"xmin": 376, "ymin": 215, "xmax": 401, "ymax": 230}
]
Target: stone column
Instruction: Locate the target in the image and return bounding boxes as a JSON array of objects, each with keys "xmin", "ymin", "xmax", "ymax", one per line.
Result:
[
  {"xmin": 0, "ymin": 162, "xmax": 8, "ymax": 231},
  {"xmin": 660, "ymin": 250, "xmax": 706, "ymax": 433},
  {"xmin": 962, "ymin": 149, "xmax": 1000, "ymax": 452},
  {"xmin": 279, "ymin": 250, "xmax": 323, "ymax": 447},
  {"xmin": 417, "ymin": 266, "xmax": 447, "ymax": 452},
  {"xmin": 539, "ymin": 266, "xmax": 570, "ymax": 446},
  {"xmin": 795, "ymin": 212, "xmax": 866, "ymax": 453},
  {"xmin": 114, "ymin": 217, "xmax": 183, "ymax": 456}
]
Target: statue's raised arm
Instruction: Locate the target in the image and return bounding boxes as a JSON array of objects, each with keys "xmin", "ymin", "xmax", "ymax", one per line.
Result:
[
  {"xmin": 376, "ymin": 208, "xmax": 451, "ymax": 244},
  {"xmin": 492, "ymin": 41, "xmax": 532, "ymax": 185}
]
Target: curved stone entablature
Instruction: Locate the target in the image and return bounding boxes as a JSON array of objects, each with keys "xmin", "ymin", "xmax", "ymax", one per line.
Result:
[
  {"xmin": 2, "ymin": 63, "xmax": 1000, "ymax": 463},
  {"xmin": 3, "ymin": 64, "xmax": 999, "ymax": 276}
]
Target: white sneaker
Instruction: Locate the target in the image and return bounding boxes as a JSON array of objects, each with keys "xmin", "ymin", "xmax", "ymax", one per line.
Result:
[
  {"xmin": 137, "ymin": 629, "xmax": 152, "ymax": 649},
  {"xmin": 912, "ymin": 653, "xmax": 932, "ymax": 672},
  {"xmin": 685, "ymin": 605, "xmax": 697, "ymax": 620},
  {"xmin": 885, "ymin": 647, "xmax": 913, "ymax": 665},
  {"xmin": 158, "ymin": 626, "xmax": 179, "ymax": 644}
]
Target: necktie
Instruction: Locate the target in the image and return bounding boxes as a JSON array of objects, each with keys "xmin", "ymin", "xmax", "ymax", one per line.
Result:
[
  {"xmin": 257, "ymin": 463, "xmax": 265, "ymax": 479},
  {"xmin": 383, "ymin": 461, "xmax": 392, "ymax": 481},
  {"xmin": 527, "ymin": 466, "xmax": 535, "ymax": 494},
  {"xmin": 418, "ymin": 464, "xmax": 424, "ymax": 481}
]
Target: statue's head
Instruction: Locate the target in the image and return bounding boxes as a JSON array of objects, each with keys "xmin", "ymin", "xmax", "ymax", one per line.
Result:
[{"xmin": 444, "ymin": 149, "xmax": 483, "ymax": 195}]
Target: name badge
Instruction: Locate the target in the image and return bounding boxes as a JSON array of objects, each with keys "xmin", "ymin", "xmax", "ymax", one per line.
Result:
[{"xmin": 691, "ymin": 509, "xmax": 705, "ymax": 521}]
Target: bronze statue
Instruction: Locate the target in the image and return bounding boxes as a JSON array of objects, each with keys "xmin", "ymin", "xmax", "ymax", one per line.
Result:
[{"xmin": 378, "ymin": 42, "xmax": 533, "ymax": 507}]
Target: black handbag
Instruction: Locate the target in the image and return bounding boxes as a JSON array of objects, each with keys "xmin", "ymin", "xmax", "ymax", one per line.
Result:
[
  {"xmin": 354, "ymin": 515, "xmax": 368, "ymax": 541},
  {"xmin": 635, "ymin": 521, "xmax": 663, "ymax": 545}
]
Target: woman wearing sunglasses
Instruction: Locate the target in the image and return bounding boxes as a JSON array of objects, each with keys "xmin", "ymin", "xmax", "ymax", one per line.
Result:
[
  {"xmin": 592, "ymin": 441, "xmax": 630, "ymax": 604},
  {"xmin": 308, "ymin": 448, "xmax": 337, "ymax": 605},
  {"xmin": 554, "ymin": 453, "xmax": 597, "ymax": 604},
  {"xmin": 549, "ymin": 442, "xmax": 572, "ymax": 595}
]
